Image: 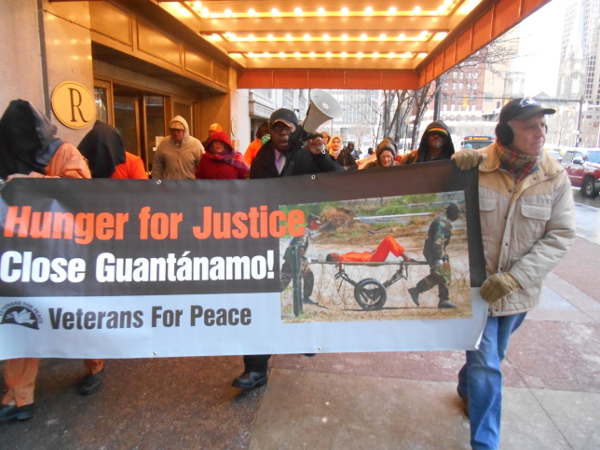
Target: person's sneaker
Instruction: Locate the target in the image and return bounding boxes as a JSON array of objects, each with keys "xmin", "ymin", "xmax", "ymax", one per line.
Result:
[
  {"xmin": 78, "ymin": 369, "xmax": 104, "ymax": 395},
  {"xmin": 438, "ymin": 300, "xmax": 457, "ymax": 309},
  {"xmin": 0, "ymin": 403, "xmax": 34, "ymax": 421},
  {"xmin": 408, "ymin": 287, "xmax": 420, "ymax": 306},
  {"xmin": 457, "ymin": 386, "xmax": 469, "ymax": 418}
]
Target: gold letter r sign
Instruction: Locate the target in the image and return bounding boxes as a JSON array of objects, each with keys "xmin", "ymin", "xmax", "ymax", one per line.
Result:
[{"xmin": 51, "ymin": 82, "xmax": 96, "ymax": 130}]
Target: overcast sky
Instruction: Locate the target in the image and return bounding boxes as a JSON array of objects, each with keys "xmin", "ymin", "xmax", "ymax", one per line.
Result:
[{"xmin": 513, "ymin": 0, "xmax": 567, "ymax": 97}]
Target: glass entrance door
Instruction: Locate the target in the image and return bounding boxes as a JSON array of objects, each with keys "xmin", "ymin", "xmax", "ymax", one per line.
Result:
[{"xmin": 114, "ymin": 96, "xmax": 141, "ymax": 157}]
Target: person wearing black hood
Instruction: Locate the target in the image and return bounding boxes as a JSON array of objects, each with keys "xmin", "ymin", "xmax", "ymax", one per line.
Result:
[
  {"xmin": 336, "ymin": 142, "xmax": 358, "ymax": 170},
  {"xmin": 78, "ymin": 121, "xmax": 147, "ymax": 180},
  {"xmin": 0, "ymin": 100, "xmax": 92, "ymax": 422},
  {"xmin": 400, "ymin": 120, "xmax": 454, "ymax": 164}
]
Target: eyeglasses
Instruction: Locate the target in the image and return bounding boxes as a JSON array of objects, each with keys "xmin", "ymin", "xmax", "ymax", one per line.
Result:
[
  {"xmin": 519, "ymin": 98, "xmax": 540, "ymax": 107},
  {"xmin": 170, "ymin": 128, "xmax": 185, "ymax": 133}
]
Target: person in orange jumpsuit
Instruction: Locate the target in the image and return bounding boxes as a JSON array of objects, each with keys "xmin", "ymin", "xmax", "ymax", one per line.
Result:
[
  {"xmin": 77, "ymin": 121, "xmax": 148, "ymax": 397},
  {"xmin": 326, "ymin": 235, "xmax": 413, "ymax": 263},
  {"xmin": 0, "ymin": 100, "xmax": 92, "ymax": 422}
]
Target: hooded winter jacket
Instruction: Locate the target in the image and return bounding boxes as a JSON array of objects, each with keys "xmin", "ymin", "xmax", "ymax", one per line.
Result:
[
  {"xmin": 401, "ymin": 120, "xmax": 454, "ymax": 164},
  {"xmin": 151, "ymin": 116, "xmax": 204, "ymax": 179},
  {"xmin": 476, "ymin": 143, "xmax": 575, "ymax": 316}
]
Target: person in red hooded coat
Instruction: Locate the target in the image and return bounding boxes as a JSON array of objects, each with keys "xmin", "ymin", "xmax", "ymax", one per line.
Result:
[{"xmin": 195, "ymin": 131, "xmax": 249, "ymax": 179}]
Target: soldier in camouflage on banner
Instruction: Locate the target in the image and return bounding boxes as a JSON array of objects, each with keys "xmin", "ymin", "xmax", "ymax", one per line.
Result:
[
  {"xmin": 408, "ymin": 203, "xmax": 461, "ymax": 309},
  {"xmin": 280, "ymin": 214, "xmax": 322, "ymax": 306}
]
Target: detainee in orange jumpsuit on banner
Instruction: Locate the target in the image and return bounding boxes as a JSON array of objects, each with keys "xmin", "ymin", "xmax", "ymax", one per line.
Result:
[{"xmin": 327, "ymin": 235, "xmax": 414, "ymax": 263}]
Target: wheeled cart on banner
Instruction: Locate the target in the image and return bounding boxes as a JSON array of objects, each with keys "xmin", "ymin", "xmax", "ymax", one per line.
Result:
[{"xmin": 287, "ymin": 258, "xmax": 430, "ymax": 316}]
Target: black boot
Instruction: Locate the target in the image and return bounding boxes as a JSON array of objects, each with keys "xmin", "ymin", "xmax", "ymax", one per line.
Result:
[
  {"xmin": 407, "ymin": 287, "xmax": 420, "ymax": 306},
  {"xmin": 232, "ymin": 371, "xmax": 268, "ymax": 390},
  {"xmin": 438, "ymin": 299, "xmax": 457, "ymax": 309}
]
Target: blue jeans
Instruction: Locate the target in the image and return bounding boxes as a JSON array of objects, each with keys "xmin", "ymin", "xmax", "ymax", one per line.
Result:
[{"xmin": 458, "ymin": 312, "xmax": 527, "ymax": 450}]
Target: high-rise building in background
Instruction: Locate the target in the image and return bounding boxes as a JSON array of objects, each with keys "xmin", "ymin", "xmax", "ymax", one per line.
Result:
[{"xmin": 557, "ymin": 0, "xmax": 600, "ymax": 147}]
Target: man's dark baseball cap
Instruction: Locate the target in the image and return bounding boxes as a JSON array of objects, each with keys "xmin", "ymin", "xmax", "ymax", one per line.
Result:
[
  {"xmin": 270, "ymin": 108, "xmax": 298, "ymax": 129},
  {"xmin": 499, "ymin": 98, "xmax": 555, "ymax": 123}
]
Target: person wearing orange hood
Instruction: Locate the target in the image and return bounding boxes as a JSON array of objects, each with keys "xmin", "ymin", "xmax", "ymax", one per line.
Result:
[
  {"xmin": 0, "ymin": 99, "xmax": 91, "ymax": 422},
  {"xmin": 195, "ymin": 130, "xmax": 249, "ymax": 179}
]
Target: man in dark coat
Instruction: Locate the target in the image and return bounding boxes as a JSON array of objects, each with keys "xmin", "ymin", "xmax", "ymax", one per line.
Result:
[
  {"xmin": 234, "ymin": 108, "xmax": 341, "ymax": 391},
  {"xmin": 400, "ymin": 120, "xmax": 455, "ymax": 164},
  {"xmin": 249, "ymin": 109, "xmax": 341, "ymax": 178}
]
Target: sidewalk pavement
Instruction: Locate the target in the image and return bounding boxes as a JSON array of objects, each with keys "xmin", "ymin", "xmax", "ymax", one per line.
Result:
[{"xmin": 1, "ymin": 236, "xmax": 599, "ymax": 449}]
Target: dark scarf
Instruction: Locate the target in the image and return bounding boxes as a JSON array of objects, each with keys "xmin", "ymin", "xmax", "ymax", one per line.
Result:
[
  {"xmin": 0, "ymin": 100, "xmax": 63, "ymax": 179},
  {"xmin": 78, "ymin": 121, "xmax": 126, "ymax": 178},
  {"xmin": 497, "ymin": 144, "xmax": 540, "ymax": 185}
]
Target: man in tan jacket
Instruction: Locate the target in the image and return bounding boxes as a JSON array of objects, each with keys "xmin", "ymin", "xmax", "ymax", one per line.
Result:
[
  {"xmin": 452, "ymin": 98, "xmax": 576, "ymax": 450},
  {"xmin": 151, "ymin": 116, "xmax": 203, "ymax": 180}
]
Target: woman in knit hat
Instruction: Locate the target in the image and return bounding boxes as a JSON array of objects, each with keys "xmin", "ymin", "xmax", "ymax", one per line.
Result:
[{"xmin": 364, "ymin": 139, "xmax": 397, "ymax": 169}]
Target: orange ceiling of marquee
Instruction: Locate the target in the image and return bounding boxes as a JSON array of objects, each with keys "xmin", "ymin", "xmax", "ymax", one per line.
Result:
[{"xmin": 54, "ymin": 0, "xmax": 553, "ymax": 89}]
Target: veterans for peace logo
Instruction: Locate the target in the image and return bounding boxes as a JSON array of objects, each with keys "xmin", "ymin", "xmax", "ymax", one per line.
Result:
[{"xmin": 0, "ymin": 302, "xmax": 42, "ymax": 330}]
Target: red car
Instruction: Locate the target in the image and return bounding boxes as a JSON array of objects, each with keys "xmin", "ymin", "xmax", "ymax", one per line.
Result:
[{"xmin": 561, "ymin": 149, "xmax": 600, "ymax": 198}]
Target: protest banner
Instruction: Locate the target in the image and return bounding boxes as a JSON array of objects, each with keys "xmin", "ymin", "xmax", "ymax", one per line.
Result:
[{"xmin": 0, "ymin": 161, "xmax": 487, "ymax": 359}]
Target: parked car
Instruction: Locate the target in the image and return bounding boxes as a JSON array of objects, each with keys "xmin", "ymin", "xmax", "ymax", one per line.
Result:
[
  {"xmin": 546, "ymin": 149, "xmax": 563, "ymax": 163},
  {"xmin": 560, "ymin": 149, "xmax": 600, "ymax": 198}
]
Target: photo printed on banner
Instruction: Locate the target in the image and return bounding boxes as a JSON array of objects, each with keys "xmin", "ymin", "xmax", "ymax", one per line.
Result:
[{"xmin": 279, "ymin": 191, "xmax": 471, "ymax": 323}]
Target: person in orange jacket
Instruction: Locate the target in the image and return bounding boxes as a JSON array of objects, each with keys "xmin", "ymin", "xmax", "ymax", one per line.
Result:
[{"xmin": 243, "ymin": 121, "xmax": 270, "ymax": 166}]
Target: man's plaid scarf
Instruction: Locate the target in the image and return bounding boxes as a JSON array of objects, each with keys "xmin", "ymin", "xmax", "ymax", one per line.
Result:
[{"xmin": 497, "ymin": 144, "xmax": 540, "ymax": 185}]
